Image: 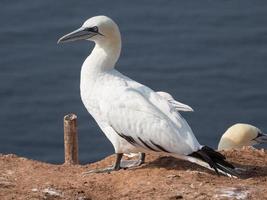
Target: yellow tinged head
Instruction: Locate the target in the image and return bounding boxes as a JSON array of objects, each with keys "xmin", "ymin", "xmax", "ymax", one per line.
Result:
[{"xmin": 218, "ymin": 123, "xmax": 261, "ymax": 150}]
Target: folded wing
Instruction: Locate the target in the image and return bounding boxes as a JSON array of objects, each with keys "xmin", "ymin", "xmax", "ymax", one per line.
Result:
[{"xmin": 102, "ymin": 87, "xmax": 200, "ymax": 155}]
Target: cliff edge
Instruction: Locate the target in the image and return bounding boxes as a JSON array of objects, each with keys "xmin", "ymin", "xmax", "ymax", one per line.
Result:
[{"xmin": 0, "ymin": 147, "xmax": 266, "ymax": 199}]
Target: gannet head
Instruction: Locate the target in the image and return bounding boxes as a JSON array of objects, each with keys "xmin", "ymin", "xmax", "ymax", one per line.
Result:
[
  {"xmin": 57, "ymin": 16, "xmax": 121, "ymax": 46},
  {"xmin": 218, "ymin": 123, "xmax": 267, "ymax": 150}
]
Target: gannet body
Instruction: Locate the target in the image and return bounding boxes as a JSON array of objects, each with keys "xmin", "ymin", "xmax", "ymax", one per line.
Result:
[
  {"xmin": 218, "ymin": 123, "xmax": 267, "ymax": 151},
  {"xmin": 58, "ymin": 16, "xmax": 238, "ymax": 177}
]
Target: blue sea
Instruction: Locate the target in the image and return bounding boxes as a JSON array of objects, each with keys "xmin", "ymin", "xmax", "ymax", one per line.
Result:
[{"xmin": 0, "ymin": 1, "xmax": 267, "ymax": 163}]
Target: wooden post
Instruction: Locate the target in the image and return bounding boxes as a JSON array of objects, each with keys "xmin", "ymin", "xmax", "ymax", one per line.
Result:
[{"xmin": 64, "ymin": 113, "xmax": 79, "ymax": 165}]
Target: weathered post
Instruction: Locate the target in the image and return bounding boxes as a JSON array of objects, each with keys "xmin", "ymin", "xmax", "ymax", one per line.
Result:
[{"xmin": 64, "ymin": 113, "xmax": 79, "ymax": 165}]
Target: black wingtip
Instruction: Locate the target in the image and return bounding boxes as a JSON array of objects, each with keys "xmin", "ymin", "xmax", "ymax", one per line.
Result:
[{"xmin": 188, "ymin": 146, "xmax": 239, "ymax": 177}]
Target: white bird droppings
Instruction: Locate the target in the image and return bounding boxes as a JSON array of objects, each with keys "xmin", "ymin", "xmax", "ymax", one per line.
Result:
[
  {"xmin": 42, "ymin": 187, "xmax": 63, "ymax": 197},
  {"xmin": 215, "ymin": 187, "xmax": 249, "ymax": 200}
]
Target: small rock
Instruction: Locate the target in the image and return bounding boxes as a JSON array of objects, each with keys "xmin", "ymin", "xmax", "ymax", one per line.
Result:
[
  {"xmin": 6, "ymin": 170, "xmax": 14, "ymax": 175},
  {"xmin": 77, "ymin": 197, "xmax": 92, "ymax": 200},
  {"xmin": 166, "ymin": 174, "xmax": 180, "ymax": 179},
  {"xmin": 259, "ymin": 149, "xmax": 266, "ymax": 156},
  {"xmin": 0, "ymin": 181, "xmax": 14, "ymax": 188},
  {"xmin": 169, "ymin": 194, "xmax": 183, "ymax": 199},
  {"xmin": 42, "ymin": 187, "xmax": 63, "ymax": 197},
  {"xmin": 31, "ymin": 188, "xmax": 38, "ymax": 192},
  {"xmin": 215, "ymin": 187, "xmax": 249, "ymax": 200}
]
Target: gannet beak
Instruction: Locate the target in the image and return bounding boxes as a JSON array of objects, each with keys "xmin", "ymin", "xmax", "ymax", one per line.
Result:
[
  {"xmin": 254, "ymin": 132, "xmax": 267, "ymax": 143},
  {"xmin": 57, "ymin": 27, "xmax": 98, "ymax": 44}
]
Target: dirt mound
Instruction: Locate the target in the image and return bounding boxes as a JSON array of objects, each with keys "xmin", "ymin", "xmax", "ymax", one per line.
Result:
[{"xmin": 0, "ymin": 147, "xmax": 267, "ymax": 199}]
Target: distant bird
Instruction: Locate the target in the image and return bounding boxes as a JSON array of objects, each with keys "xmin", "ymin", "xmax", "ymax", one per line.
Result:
[
  {"xmin": 58, "ymin": 16, "xmax": 238, "ymax": 177},
  {"xmin": 218, "ymin": 123, "xmax": 267, "ymax": 151}
]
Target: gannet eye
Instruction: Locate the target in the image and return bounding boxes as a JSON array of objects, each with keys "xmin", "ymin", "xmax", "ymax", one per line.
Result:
[
  {"xmin": 84, "ymin": 26, "xmax": 99, "ymax": 33},
  {"xmin": 256, "ymin": 132, "xmax": 263, "ymax": 138},
  {"xmin": 92, "ymin": 26, "xmax": 98, "ymax": 32}
]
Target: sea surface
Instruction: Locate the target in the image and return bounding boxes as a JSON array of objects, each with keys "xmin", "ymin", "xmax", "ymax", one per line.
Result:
[{"xmin": 0, "ymin": 1, "xmax": 267, "ymax": 163}]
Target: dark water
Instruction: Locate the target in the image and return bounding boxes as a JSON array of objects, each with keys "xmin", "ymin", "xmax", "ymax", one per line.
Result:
[{"xmin": 1, "ymin": 1, "xmax": 267, "ymax": 163}]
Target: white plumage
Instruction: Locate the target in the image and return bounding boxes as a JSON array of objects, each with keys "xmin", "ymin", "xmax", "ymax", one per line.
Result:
[
  {"xmin": 58, "ymin": 15, "xmax": 238, "ymax": 177},
  {"xmin": 77, "ymin": 16, "xmax": 200, "ymax": 156}
]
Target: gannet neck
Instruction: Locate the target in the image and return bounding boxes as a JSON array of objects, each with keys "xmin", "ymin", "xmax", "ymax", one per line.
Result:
[
  {"xmin": 82, "ymin": 32, "xmax": 121, "ymax": 74},
  {"xmin": 218, "ymin": 138, "xmax": 239, "ymax": 151}
]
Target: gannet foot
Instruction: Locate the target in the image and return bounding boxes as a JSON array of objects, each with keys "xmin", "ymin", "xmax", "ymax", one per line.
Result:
[
  {"xmin": 140, "ymin": 152, "xmax": 146, "ymax": 164},
  {"xmin": 82, "ymin": 153, "xmax": 146, "ymax": 176},
  {"xmin": 82, "ymin": 153, "xmax": 124, "ymax": 176},
  {"xmin": 120, "ymin": 152, "xmax": 146, "ymax": 168},
  {"xmin": 82, "ymin": 165, "xmax": 123, "ymax": 175},
  {"xmin": 235, "ymin": 167, "xmax": 247, "ymax": 173}
]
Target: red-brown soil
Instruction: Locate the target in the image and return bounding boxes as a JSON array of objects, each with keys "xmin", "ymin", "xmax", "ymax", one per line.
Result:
[{"xmin": 0, "ymin": 147, "xmax": 267, "ymax": 200}]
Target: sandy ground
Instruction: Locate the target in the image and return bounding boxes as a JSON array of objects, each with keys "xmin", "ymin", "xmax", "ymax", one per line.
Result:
[{"xmin": 0, "ymin": 147, "xmax": 267, "ymax": 200}]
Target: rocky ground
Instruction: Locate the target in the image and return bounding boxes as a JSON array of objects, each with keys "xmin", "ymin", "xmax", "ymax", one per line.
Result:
[{"xmin": 0, "ymin": 147, "xmax": 267, "ymax": 200}]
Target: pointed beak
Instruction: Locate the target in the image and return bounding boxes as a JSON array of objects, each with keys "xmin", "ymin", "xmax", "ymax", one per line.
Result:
[
  {"xmin": 57, "ymin": 27, "xmax": 97, "ymax": 44},
  {"xmin": 254, "ymin": 132, "xmax": 267, "ymax": 143}
]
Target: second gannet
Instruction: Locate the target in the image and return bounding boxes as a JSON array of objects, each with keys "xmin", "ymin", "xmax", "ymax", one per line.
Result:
[{"xmin": 218, "ymin": 123, "xmax": 267, "ymax": 151}]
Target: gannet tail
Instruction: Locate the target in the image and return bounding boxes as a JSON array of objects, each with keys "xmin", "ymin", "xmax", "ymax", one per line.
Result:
[{"xmin": 187, "ymin": 146, "xmax": 239, "ymax": 178}]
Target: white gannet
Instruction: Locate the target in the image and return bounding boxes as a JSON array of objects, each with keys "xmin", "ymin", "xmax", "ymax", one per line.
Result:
[
  {"xmin": 58, "ymin": 16, "xmax": 238, "ymax": 177},
  {"xmin": 218, "ymin": 123, "xmax": 267, "ymax": 151}
]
